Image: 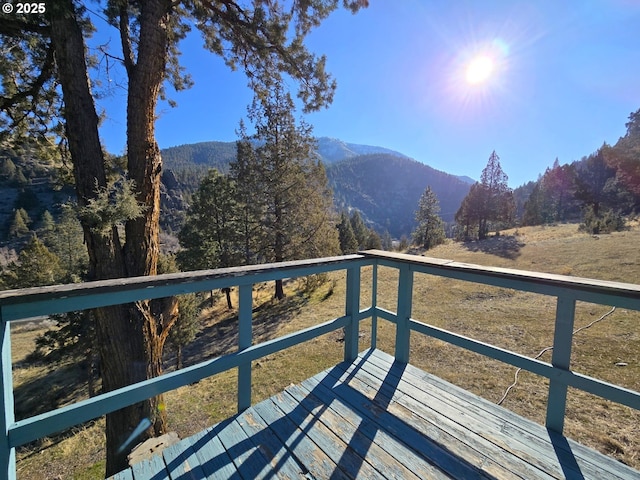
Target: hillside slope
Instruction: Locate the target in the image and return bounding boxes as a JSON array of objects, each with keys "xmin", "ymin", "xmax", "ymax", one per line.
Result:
[{"xmin": 327, "ymin": 154, "xmax": 470, "ymax": 237}]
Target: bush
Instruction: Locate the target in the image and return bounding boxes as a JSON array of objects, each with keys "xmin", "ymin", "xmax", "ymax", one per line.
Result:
[{"xmin": 579, "ymin": 207, "xmax": 626, "ymax": 234}]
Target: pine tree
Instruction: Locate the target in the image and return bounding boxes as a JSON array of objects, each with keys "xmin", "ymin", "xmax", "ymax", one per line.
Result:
[
  {"xmin": 9, "ymin": 209, "xmax": 29, "ymax": 238},
  {"xmin": 456, "ymin": 151, "xmax": 515, "ymax": 240},
  {"xmin": 238, "ymin": 83, "xmax": 340, "ymax": 299},
  {"xmin": 337, "ymin": 212, "xmax": 358, "ymax": 254},
  {"xmin": 48, "ymin": 204, "xmax": 89, "ymax": 280},
  {"xmin": 349, "ymin": 211, "xmax": 368, "ymax": 249},
  {"xmin": 412, "ymin": 186, "xmax": 445, "ymax": 250},
  {"xmin": 158, "ymin": 255, "xmax": 200, "ymax": 369},
  {"xmin": 2, "ymin": 236, "xmax": 63, "ymax": 288},
  {"xmin": 177, "ymin": 169, "xmax": 243, "ymax": 308},
  {"xmin": 1, "ymin": 1, "xmax": 366, "ymax": 472}
]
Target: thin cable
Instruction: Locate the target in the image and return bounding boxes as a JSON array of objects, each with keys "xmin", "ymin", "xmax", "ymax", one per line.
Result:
[{"xmin": 497, "ymin": 306, "xmax": 616, "ymax": 406}]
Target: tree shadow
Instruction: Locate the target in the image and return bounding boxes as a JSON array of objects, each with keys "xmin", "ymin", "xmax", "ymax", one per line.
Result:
[
  {"xmin": 176, "ymin": 292, "xmax": 309, "ymax": 368},
  {"xmin": 13, "ymin": 361, "xmax": 91, "ymax": 421},
  {"xmin": 462, "ymin": 234, "xmax": 524, "ymax": 260}
]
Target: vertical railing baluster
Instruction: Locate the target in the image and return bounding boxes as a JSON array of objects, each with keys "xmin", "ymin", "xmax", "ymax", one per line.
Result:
[
  {"xmin": 395, "ymin": 264, "xmax": 413, "ymax": 363},
  {"xmin": 0, "ymin": 313, "xmax": 16, "ymax": 480},
  {"xmin": 546, "ymin": 293, "xmax": 577, "ymax": 433},
  {"xmin": 344, "ymin": 266, "xmax": 361, "ymax": 362},
  {"xmin": 370, "ymin": 261, "xmax": 378, "ymax": 350},
  {"xmin": 237, "ymin": 283, "xmax": 253, "ymax": 412}
]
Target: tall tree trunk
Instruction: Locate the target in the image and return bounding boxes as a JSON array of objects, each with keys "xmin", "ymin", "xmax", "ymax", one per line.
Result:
[{"xmin": 49, "ymin": 0, "xmax": 174, "ymax": 475}]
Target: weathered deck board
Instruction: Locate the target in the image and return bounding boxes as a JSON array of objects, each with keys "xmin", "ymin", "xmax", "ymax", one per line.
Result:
[
  {"xmin": 363, "ymin": 349, "xmax": 628, "ymax": 480},
  {"xmin": 110, "ymin": 349, "xmax": 640, "ymax": 479}
]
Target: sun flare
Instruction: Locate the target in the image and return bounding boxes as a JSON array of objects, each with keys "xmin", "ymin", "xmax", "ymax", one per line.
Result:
[{"xmin": 465, "ymin": 55, "xmax": 494, "ymax": 85}]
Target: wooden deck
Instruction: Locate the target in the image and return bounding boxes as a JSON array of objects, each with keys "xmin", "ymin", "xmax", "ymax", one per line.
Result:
[{"xmin": 110, "ymin": 349, "xmax": 639, "ymax": 480}]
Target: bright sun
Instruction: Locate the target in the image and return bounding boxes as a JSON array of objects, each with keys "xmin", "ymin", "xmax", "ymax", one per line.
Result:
[{"xmin": 465, "ymin": 55, "xmax": 494, "ymax": 85}]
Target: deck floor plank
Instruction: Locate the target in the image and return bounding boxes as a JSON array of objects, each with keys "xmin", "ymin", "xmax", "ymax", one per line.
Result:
[
  {"xmin": 161, "ymin": 438, "xmax": 207, "ymax": 480},
  {"xmin": 215, "ymin": 414, "xmax": 277, "ymax": 479},
  {"xmin": 273, "ymin": 386, "xmax": 386, "ymax": 479},
  {"xmin": 110, "ymin": 349, "xmax": 640, "ymax": 480},
  {"xmin": 187, "ymin": 425, "xmax": 240, "ymax": 480},
  {"xmin": 252, "ymin": 396, "xmax": 351, "ymax": 480},
  {"xmin": 337, "ymin": 353, "xmax": 558, "ymax": 480},
  {"xmin": 288, "ymin": 380, "xmax": 453, "ymax": 480},
  {"xmin": 302, "ymin": 362, "xmax": 497, "ymax": 480},
  {"xmin": 235, "ymin": 407, "xmax": 309, "ymax": 479},
  {"xmin": 130, "ymin": 453, "xmax": 166, "ymax": 480},
  {"xmin": 368, "ymin": 349, "xmax": 634, "ymax": 480}
]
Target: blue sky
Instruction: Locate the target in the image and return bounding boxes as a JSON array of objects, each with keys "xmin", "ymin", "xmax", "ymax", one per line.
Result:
[{"xmin": 96, "ymin": 1, "xmax": 640, "ymax": 188}]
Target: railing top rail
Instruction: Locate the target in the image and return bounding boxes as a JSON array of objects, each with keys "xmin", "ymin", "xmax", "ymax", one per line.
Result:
[
  {"xmin": 0, "ymin": 254, "xmax": 368, "ymax": 322},
  {"xmin": 361, "ymin": 250, "xmax": 640, "ymax": 304}
]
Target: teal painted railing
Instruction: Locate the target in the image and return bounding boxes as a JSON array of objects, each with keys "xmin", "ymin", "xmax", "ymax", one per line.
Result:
[{"xmin": 1, "ymin": 250, "xmax": 639, "ymax": 479}]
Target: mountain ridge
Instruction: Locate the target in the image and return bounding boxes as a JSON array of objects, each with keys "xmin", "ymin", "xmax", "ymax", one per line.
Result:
[{"xmin": 160, "ymin": 137, "xmax": 471, "ymax": 237}]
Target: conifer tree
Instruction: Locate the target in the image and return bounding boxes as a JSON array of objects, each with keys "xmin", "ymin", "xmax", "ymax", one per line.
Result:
[
  {"xmin": 238, "ymin": 83, "xmax": 340, "ymax": 299},
  {"xmin": 349, "ymin": 210, "xmax": 369, "ymax": 249},
  {"xmin": 1, "ymin": 1, "xmax": 366, "ymax": 472},
  {"xmin": 177, "ymin": 169, "xmax": 242, "ymax": 308},
  {"xmin": 455, "ymin": 151, "xmax": 515, "ymax": 240},
  {"xmin": 412, "ymin": 186, "xmax": 445, "ymax": 250},
  {"xmin": 2, "ymin": 236, "xmax": 63, "ymax": 288},
  {"xmin": 9, "ymin": 209, "xmax": 29, "ymax": 238},
  {"xmin": 337, "ymin": 212, "xmax": 358, "ymax": 254},
  {"xmin": 48, "ymin": 204, "xmax": 89, "ymax": 280}
]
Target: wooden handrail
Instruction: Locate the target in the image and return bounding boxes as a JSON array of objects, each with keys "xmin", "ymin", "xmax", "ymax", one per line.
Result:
[{"xmin": 1, "ymin": 251, "xmax": 639, "ymax": 479}]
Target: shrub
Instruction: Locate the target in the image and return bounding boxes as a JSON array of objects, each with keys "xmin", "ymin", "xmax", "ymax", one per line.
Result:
[{"xmin": 579, "ymin": 207, "xmax": 626, "ymax": 234}]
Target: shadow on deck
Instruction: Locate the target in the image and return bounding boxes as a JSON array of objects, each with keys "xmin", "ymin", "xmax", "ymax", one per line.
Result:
[{"xmin": 111, "ymin": 349, "xmax": 637, "ymax": 480}]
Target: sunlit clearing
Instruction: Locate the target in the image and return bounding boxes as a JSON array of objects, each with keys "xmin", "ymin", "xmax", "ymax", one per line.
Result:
[{"xmin": 466, "ymin": 55, "xmax": 494, "ymax": 85}]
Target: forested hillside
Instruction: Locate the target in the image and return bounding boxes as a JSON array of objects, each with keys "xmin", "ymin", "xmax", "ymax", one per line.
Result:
[
  {"xmin": 512, "ymin": 109, "xmax": 640, "ymax": 234},
  {"xmin": 158, "ymin": 138, "xmax": 470, "ymax": 236},
  {"xmin": 327, "ymin": 154, "xmax": 470, "ymax": 237}
]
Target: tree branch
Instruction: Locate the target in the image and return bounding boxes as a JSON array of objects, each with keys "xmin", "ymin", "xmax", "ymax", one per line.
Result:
[
  {"xmin": 0, "ymin": 42, "xmax": 55, "ymax": 112},
  {"xmin": 0, "ymin": 16, "xmax": 50, "ymax": 36},
  {"xmin": 118, "ymin": 3, "xmax": 135, "ymax": 73}
]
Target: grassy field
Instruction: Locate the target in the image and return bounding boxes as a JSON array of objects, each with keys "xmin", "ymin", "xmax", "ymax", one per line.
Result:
[{"xmin": 11, "ymin": 222, "xmax": 640, "ymax": 478}]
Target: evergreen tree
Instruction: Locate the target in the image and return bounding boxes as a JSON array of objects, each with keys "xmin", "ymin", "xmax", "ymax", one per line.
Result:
[
  {"xmin": 231, "ymin": 130, "xmax": 265, "ymax": 266},
  {"xmin": 1, "ymin": 1, "xmax": 366, "ymax": 472},
  {"xmin": 603, "ymin": 109, "xmax": 640, "ymax": 207},
  {"xmin": 39, "ymin": 210, "xmax": 55, "ymax": 234},
  {"xmin": 0, "ymin": 158, "xmax": 17, "ymax": 182},
  {"xmin": 412, "ymin": 186, "xmax": 445, "ymax": 250},
  {"xmin": 238, "ymin": 83, "xmax": 340, "ymax": 299},
  {"xmin": 364, "ymin": 230, "xmax": 382, "ymax": 249},
  {"xmin": 456, "ymin": 151, "xmax": 515, "ymax": 240},
  {"xmin": 48, "ymin": 203, "xmax": 89, "ymax": 280},
  {"xmin": 158, "ymin": 255, "xmax": 200, "ymax": 369},
  {"xmin": 2, "ymin": 236, "xmax": 64, "ymax": 288},
  {"xmin": 8, "ymin": 209, "xmax": 29, "ymax": 238},
  {"xmin": 337, "ymin": 212, "xmax": 358, "ymax": 254},
  {"xmin": 177, "ymin": 169, "xmax": 243, "ymax": 308},
  {"xmin": 349, "ymin": 211, "xmax": 368, "ymax": 249}
]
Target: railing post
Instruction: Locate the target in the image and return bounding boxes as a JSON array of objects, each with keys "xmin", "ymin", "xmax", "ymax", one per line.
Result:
[
  {"xmin": 0, "ymin": 314, "xmax": 16, "ymax": 480},
  {"xmin": 546, "ymin": 293, "xmax": 576, "ymax": 433},
  {"xmin": 395, "ymin": 264, "xmax": 413, "ymax": 363},
  {"xmin": 237, "ymin": 284, "xmax": 253, "ymax": 412},
  {"xmin": 344, "ymin": 265, "xmax": 361, "ymax": 362},
  {"xmin": 370, "ymin": 262, "xmax": 378, "ymax": 350}
]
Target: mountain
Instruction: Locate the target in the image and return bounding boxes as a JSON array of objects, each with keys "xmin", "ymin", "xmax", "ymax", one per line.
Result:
[
  {"xmin": 0, "ymin": 138, "xmax": 470, "ymax": 244},
  {"xmin": 315, "ymin": 137, "xmax": 409, "ymax": 163},
  {"xmin": 159, "ymin": 138, "xmax": 471, "ymax": 237},
  {"xmin": 161, "ymin": 137, "xmax": 409, "ymax": 169},
  {"xmin": 326, "ymin": 154, "xmax": 470, "ymax": 237}
]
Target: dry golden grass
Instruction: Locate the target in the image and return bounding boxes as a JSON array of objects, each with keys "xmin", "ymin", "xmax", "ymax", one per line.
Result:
[{"xmin": 12, "ymin": 222, "xmax": 640, "ymax": 478}]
